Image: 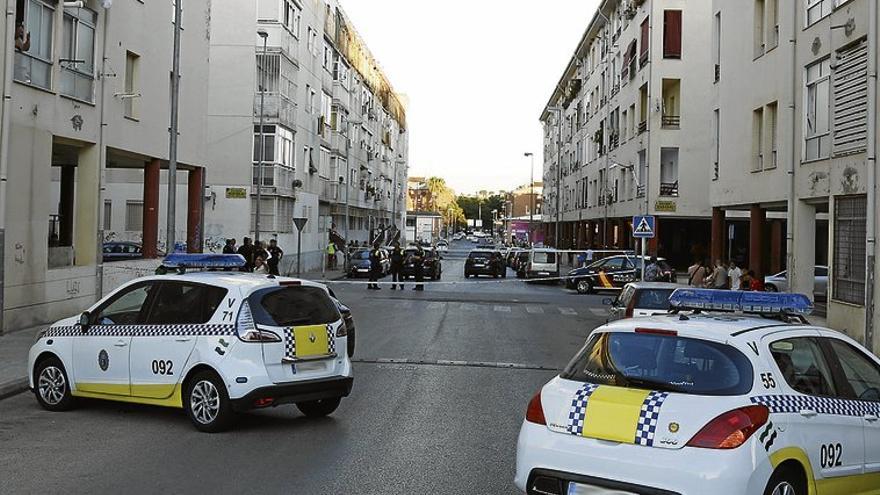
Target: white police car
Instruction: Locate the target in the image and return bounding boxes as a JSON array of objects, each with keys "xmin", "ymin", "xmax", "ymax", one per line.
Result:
[
  {"xmin": 515, "ymin": 289, "xmax": 880, "ymax": 495},
  {"xmin": 27, "ymin": 254, "xmax": 353, "ymax": 432}
]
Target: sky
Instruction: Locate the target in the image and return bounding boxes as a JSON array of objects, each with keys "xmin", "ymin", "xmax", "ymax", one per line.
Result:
[{"xmin": 341, "ymin": 0, "xmax": 600, "ymax": 196}]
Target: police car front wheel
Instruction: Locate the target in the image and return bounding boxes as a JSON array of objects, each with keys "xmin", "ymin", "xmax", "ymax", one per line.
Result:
[
  {"xmin": 576, "ymin": 279, "xmax": 593, "ymax": 294},
  {"xmin": 33, "ymin": 357, "xmax": 75, "ymax": 412},
  {"xmin": 184, "ymin": 371, "xmax": 234, "ymax": 433},
  {"xmin": 296, "ymin": 397, "xmax": 341, "ymax": 418}
]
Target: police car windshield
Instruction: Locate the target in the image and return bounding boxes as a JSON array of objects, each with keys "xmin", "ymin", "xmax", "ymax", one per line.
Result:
[
  {"xmin": 353, "ymin": 250, "xmax": 370, "ymax": 260},
  {"xmin": 561, "ymin": 332, "xmax": 754, "ymax": 396},
  {"xmin": 248, "ymin": 286, "xmax": 340, "ymax": 327}
]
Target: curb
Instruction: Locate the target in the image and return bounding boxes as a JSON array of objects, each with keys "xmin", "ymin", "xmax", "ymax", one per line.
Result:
[{"xmin": 0, "ymin": 378, "xmax": 29, "ymax": 401}]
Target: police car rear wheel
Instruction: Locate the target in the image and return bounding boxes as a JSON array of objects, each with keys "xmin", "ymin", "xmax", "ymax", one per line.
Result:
[
  {"xmin": 764, "ymin": 468, "xmax": 805, "ymax": 495},
  {"xmin": 34, "ymin": 358, "xmax": 74, "ymax": 412},
  {"xmin": 297, "ymin": 397, "xmax": 341, "ymax": 418},
  {"xmin": 184, "ymin": 371, "xmax": 234, "ymax": 433}
]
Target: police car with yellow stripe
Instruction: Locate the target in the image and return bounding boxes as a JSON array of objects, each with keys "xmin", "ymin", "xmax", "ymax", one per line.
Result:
[
  {"xmin": 27, "ymin": 254, "xmax": 353, "ymax": 432},
  {"xmin": 515, "ymin": 289, "xmax": 880, "ymax": 495}
]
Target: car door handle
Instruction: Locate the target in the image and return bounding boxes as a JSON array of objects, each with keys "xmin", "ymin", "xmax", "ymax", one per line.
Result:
[
  {"xmin": 864, "ymin": 414, "xmax": 879, "ymax": 423},
  {"xmin": 175, "ymin": 338, "xmax": 192, "ymax": 343},
  {"xmin": 114, "ymin": 341, "xmax": 128, "ymax": 348},
  {"xmin": 799, "ymin": 409, "xmax": 818, "ymax": 418}
]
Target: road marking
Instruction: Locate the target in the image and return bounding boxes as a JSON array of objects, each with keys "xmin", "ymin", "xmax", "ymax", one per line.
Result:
[
  {"xmin": 352, "ymin": 358, "xmax": 560, "ymax": 371},
  {"xmin": 460, "ymin": 303, "xmax": 478, "ymax": 311},
  {"xmin": 559, "ymin": 307, "xmax": 578, "ymax": 316},
  {"xmin": 589, "ymin": 308, "xmax": 608, "ymax": 317},
  {"xmin": 526, "ymin": 305, "xmax": 544, "ymax": 314},
  {"xmin": 494, "ymin": 305, "xmax": 511, "ymax": 313}
]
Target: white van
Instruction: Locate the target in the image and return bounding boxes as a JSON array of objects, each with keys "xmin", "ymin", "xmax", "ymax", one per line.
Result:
[{"xmin": 517, "ymin": 248, "xmax": 559, "ymax": 280}]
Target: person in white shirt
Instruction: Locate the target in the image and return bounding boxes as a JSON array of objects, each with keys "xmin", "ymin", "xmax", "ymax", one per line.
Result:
[{"xmin": 728, "ymin": 260, "xmax": 743, "ymax": 290}]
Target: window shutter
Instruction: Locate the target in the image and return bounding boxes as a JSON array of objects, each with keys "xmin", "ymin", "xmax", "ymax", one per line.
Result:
[
  {"xmin": 640, "ymin": 19, "xmax": 650, "ymax": 60},
  {"xmin": 833, "ymin": 39, "xmax": 868, "ymax": 155},
  {"xmin": 663, "ymin": 10, "xmax": 682, "ymax": 59}
]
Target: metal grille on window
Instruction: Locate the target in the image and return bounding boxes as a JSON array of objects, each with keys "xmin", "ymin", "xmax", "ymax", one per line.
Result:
[
  {"xmin": 833, "ymin": 195, "xmax": 866, "ymax": 304},
  {"xmin": 833, "ymin": 39, "xmax": 868, "ymax": 156}
]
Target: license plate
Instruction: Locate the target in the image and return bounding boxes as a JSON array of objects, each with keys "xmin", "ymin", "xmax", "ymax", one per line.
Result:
[
  {"xmin": 538, "ymin": 272, "xmax": 550, "ymax": 276},
  {"xmin": 567, "ymin": 483, "xmax": 635, "ymax": 495},
  {"xmin": 474, "ymin": 263, "xmax": 485, "ymax": 267},
  {"xmin": 358, "ymin": 268, "xmax": 369, "ymax": 272},
  {"xmin": 292, "ymin": 361, "xmax": 325, "ymax": 374}
]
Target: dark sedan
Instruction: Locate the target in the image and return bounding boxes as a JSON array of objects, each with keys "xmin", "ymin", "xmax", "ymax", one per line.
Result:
[
  {"xmin": 347, "ymin": 249, "xmax": 389, "ymax": 278},
  {"xmin": 400, "ymin": 247, "xmax": 442, "ymax": 280},
  {"xmin": 103, "ymin": 242, "xmax": 144, "ymax": 262},
  {"xmin": 464, "ymin": 249, "xmax": 505, "ymax": 278}
]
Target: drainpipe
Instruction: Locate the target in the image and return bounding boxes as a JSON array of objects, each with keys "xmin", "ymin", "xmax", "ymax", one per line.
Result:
[
  {"xmin": 95, "ymin": 6, "xmax": 111, "ymax": 299},
  {"xmin": 865, "ymin": 0, "xmax": 877, "ymax": 352},
  {"xmin": 785, "ymin": 0, "xmax": 799, "ymax": 302},
  {"xmin": 0, "ymin": 0, "xmax": 14, "ymax": 333}
]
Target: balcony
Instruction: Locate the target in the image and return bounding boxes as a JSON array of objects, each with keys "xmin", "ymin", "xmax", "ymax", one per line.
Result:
[
  {"xmin": 661, "ymin": 115, "xmax": 680, "ymax": 128},
  {"xmin": 638, "ymin": 121, "xmax": 648, "ymax": 134},
  {"xmin": 636, "ymin": 185, "xmax": 646, "ymax": 198},
  {"xmin": 254, "ymin": 93, "xmax": 296, "ymax": 125},
  {"xmin": 319, "ymin": 178, "xmax": 339, "ymax": 202},
  {"xmin": 252, "ymin": 164, "xmax": 297, "ymax": 197},
  {"xmin": 331, "ymin": 130, "xmax": 349, "ymax": 154},
  {"xmin": 659, "ymin": 181, "xmax": 679, "ymax": 197}
]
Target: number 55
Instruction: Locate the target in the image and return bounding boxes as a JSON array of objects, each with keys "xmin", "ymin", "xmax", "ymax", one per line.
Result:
[{"xmin": 761, "ymin": 373, "xmax": 777, "ymax": 389}]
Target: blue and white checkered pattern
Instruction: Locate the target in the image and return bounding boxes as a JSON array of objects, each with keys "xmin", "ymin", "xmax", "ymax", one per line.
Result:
[
  {"xmin": 634, "ymin": 391, "xmax": 669, "ymax": 446},
  {"xmin": 567, "ymin": 383, "xmax": 600, "ymax": 435},
  {"xmin": 283, "ymin": 324, "xmax": 337, "ymax": 359},
  {"xmin": 44, "ymin": 324, "xmax": 235, "ymax": 338},
  {"xmin": 751, "ymin": 394, "xmax": 880, "ymax": 418}
]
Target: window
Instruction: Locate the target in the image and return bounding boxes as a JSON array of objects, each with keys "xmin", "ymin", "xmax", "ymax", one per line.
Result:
[
  {"xmin": 766, "ymin": 102, "xmax": 778, "ymax": 169},
  {"xmin": 833, "ymin": 195, "xmax": 866, "ymax": 304},
  {"xmin": 322, "ymin": 39, "xmax": 333, "ymax": 72},
  {"xmin": 713, "ymin": 12, "xmax": 722, "ymax": 82},
  {"xmin": 94, "ymin": 283, "xmax": 155, "ymax": 326},
  {"xmin": 833, "ymin": 40, "xmax": 869, "ymax": 155},
  {"xmin": 754, "ymin": 0, "xmax": 765, "ymax": 57},
  {"xmin": 805, "ymin": 58, "xmax": 831, "ymax": 160},
  {"xmin": 770, "ymin": 337, "xmax": 838, "ymax": 397},
  {"xmin": 283, "ymin": 0, "xmax": 301, "ymax": 37},
  {"xmin": 125, "ymin": 201, "xmax": 143, "ymax": 231},
  {"xmin": 146, "ymin": 282, "xmax": 227, "ymax": 325},
  {"xmin": 713, "ymin": 109, "xmax": 720, "ymax": 180},
  {"xmin": 250, "ymin": 286, "xmax": 340, "ymax": 327},
  {"xmin": 306, "ymin": 85, "xmax": 316, "ymax": 114},
  {"xmin": 639, "ymin": 18, "xmax": 649, "ymax": 66},
  {"xmin": 752, "ymin": 107, "xmax": 764, "ymax": 171},
  {"xmin": 828, "ymin": 339, "xmax": 880, "ymax": 402},
  {"xmin": 806, "ymin": 0, "xmax": 833, "ymax": 27},
  {"xmin": 663, "ymin": 10, "xmax": 681, "ymax": 59},
  {"xmin": 103, "ymin": 200, "xmax": 111, "ymax": 231},
  {"xmin": 124, "ymin": 51, "xmax": 140, "ymax": 119},
  {"xmin": 14, "ymin": 0, "xmax": 56, "ymax": 89},
  {"xmin": 766, "ymin": 0, "xmax": 779, "ymax": 50},
  {"xmin": 60, "ymin": 6, "xmax": 96, "ymax": 102},
  {"xmin": 321, "ymin": 91, "xmax": 332, "ymax": 132},
  {"xmin": 307, "ymin": 27, "xmax": 317, "ymax": 56},
  {"xmin": 562, "ymin": 332, "xmax": 754, "ymax": 396}
]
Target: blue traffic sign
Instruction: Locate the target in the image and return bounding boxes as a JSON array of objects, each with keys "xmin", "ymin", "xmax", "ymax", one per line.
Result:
[{"xmin": 632, "ymin": 215, "xmax": 656, "ymax": 239}]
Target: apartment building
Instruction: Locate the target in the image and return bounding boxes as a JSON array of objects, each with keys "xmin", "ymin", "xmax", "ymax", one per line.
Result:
[
  {"xmin": 1, "ymin": 0, "xmax": 211, "ymax": 332},
  {"xmin": 540, "ymin": 0, "xmax": 713, "ymax": 268},
  {"xmin": 206, "ymin": 0, "xmax": 408, "ymax": 273},
  {"xmin": 712, "ymin": 0, "xmax": 879, "ymax": 350},
  {"xmin": 507, "ymin": 181, "xmax": 543, "ymax": 219}
]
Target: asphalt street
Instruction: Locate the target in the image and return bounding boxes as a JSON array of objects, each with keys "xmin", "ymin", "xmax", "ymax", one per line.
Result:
[{"xmin": 0, "ymin": 240, "xmax": 610, "ymax": 495}]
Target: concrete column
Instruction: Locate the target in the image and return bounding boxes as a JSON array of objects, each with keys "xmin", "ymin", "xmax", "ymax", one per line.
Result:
[
  {"xmin": 749, "ymin": 205, "xmax": 766, "ymax": 277},
  {"xmin": 770, "ymin": 220, "xmax": 784, "ymax": 274},
  {"xmin": 59, "ymin": 166, "xmax": 75, "ymax": 247},
  {"xmin": 187, "ymin": 168, "xmax": 204, "ymax": 253},
  {"xmin": 585, "ymin": 221, "xmax": 594, "ymax": 248},
  {"xmin": 790, "ymin": 200, "xmax": 817, "ymax": 299},
  {"xmin": 711, "ymin": 207, "xmax": 725, "ymax": 262},
  {"xmin": 142, "ymin": 159, "xmax": 160, "ymax": 258},
  {"xmin": 74, "ymin": 145, "xmax": 100, "ymax": 266}
]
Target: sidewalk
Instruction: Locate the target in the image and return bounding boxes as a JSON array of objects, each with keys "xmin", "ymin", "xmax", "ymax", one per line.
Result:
[{"xmin": 0, "ymin": 325, "xmax": 44, "ymax": 399}]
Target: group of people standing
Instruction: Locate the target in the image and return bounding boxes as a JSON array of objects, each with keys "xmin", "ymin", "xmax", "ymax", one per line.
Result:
[
  {"xmin": 366, "ymin": 242, "xmax": 425, "ymax": 291},
  {"xmin": 222, "ymin": 237, "xmax": 283, "ymax": 275},
  {"xmin": 687, "ymin": 259, "xmax": 764, "ymax": 291}
]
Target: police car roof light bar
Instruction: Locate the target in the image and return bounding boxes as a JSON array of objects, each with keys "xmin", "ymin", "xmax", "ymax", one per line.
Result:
[
  {"xmin": 162, "ymin": 253, "xmax": 247, "ymax": 270},
  {"xmin": 668, "ymin": 288, "xmax": 813, "ymax": 316}
]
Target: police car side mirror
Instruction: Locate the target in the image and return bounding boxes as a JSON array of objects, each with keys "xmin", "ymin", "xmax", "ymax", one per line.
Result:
[
  {"xmin": 602, "ymin": 298, "xmax": 614, "ymax": 306},
  {"xmin": 78, "ymin": 311, "xmax": 91, "ymax": 330}
]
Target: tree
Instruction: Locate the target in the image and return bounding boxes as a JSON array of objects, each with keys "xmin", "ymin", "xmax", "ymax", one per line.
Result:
[{"xmin": 456, "ymin": 194, "xmax": 505, "ymax": 231}]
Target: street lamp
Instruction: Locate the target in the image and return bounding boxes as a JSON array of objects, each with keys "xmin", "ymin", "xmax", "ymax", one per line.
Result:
[
  {"xmin": 524, "ymin": 152, "xmax": 535, "ymax": 246},
  {"xmin": 255, "ymin": 28, "xmax": 269, "ymax": 245}
]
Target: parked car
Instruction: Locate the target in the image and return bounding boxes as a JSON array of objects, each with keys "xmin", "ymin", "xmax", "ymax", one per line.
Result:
[
  {"xmin": 516, "ymin": 248, "xmax": 559, "ymax": 281},
  {"xmin": 436, "ymin": 239, "xmax": 449, "ymax": 253},
  {"xmin": 102, "ymin": 242, "xmax": 144, "ymax": 262},
  {"xmin": 347, "ymin": 248, "xmax": 389, "ymax": 278},
  {"xmin": 565, "ymin": 255, "xmax": 674, "ymax": 294},
  {"xmin": 464, "ymin": 249, "xmax": 506, "ymax": 278},
  {"xmin": 764, "ymin": 265, "xmax": 828, "ymax": 300},
  {"xmin": 401, "ymin": 247, "xmax": 442, "ymax": 280},
  {"xmin": 603, "ymin": 282, "xmax": 683, "ymax": 321}
]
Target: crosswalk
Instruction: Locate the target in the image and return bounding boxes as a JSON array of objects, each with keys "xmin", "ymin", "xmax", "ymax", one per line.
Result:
[{"xmin": 375, "ymin": 298, "xmax": 609, "ymax": 319}]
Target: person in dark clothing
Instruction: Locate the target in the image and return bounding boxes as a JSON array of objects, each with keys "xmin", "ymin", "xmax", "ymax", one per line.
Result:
[
  {"xmin": 254, "ymin": 240, "xmax": 269, "ymax": 263},
  {"xmin": 267, "ymin": 239, "xmax": 283, "ymax": 276},
  {"xmin": 368, "ymin": 243, "xmax": 383, "ymax": 290},
  {"xmin": 412, "ymin": 245, "xmax": 425, "ymax": 291},
  {"xmin": 389, "ymin": 241, "xmax": 405, "ymax": 290},
  {"xmin": 222, "ymin": 238, "xmax": 236, "ymax": 254},
  {"xmin": 237, "ymin": 237, "xmax": 255, "ymax": 272}
]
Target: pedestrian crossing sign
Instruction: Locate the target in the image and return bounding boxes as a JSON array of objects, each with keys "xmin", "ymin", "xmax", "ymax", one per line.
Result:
[{"xmin": 632, "ymin": 216, "xmax": 656, "ymax": 239}]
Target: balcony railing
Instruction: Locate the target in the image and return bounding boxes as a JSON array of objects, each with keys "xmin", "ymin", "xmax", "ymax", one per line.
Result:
[
  {"xmin": 661, "ymin": 115, "xmax": 680, "ymax": 128},
  {"xmin": 638, "ymin": 121, "xmax": 648, "ymax": 134},
  {"xmin": 254, "ymin": 93, "xmax": 296, "ymax": 125},
  {"xmin": 636, "ymin": 185, "xmax": 646, "ymax": 198},
  {"xmin": 252, "ymin": 164, "xmax": 297, "ymax": 197},
  {"xmin": 320, "ymin": 179, "xmax": 339, "ymax": 202},
  {"xmin": 331, "ymin": 130, "xmax": 349, "ymax": 154},
  {"xmin": 659, "ymin": 181, "xmax": 679, "ymax": 197}
]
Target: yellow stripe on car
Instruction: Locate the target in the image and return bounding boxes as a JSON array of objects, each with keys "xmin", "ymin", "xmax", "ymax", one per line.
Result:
[
  {"xmin": 598, "ymin": 272, "xmax": 613, "ymax": 288},
  {"xmin": 581, "ymin": 386, "xmax": 650, "ymax": 444},
  {"xmin": 73, "ymin": 383, "xmax": 184, "ymax": 408}
]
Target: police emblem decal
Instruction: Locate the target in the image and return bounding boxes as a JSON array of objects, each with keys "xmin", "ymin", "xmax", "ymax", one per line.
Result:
[
  {"xmin": 668, "ymin": 422, "xmax": 680, "ymax": 433},
  {"xmin": 98, "ymin": 349, "xmax": 110, "ymax": 371}
]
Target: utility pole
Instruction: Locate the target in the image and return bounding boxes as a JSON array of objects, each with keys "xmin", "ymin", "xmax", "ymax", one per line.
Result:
[
  {"xmin": 865, "ymin": 0, "xmax": 877, "ymax": 352},
  {"xmin": 166, "ymin": 0, "xmax": 183, "ymax": 252},
  {"xmin": 255, "ymin": 29, "xmax": 269, "ymax": 245},
  {"xmin": 524, "ymin": 152, "xmax": 535, "ymax": 245}
]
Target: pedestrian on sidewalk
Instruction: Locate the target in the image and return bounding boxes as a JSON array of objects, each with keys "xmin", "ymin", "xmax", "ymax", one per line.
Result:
[
  {"xmin": 748, "ymin": 270, "xmax": 764, "ymax": 291},
  {"xmin": 267, "ymin": 239, "xmax": 283, "ymax": 276},
  {"xmin": 237, "ymin": 237, "xmax": 255, "ymax": 272},
  {"xmin": 222, "ymin": 238, "xmax": 236, "ymax": 254},
  {"xmin": 412, "ymin": 245, "xmax": 425, "ymax": 291},
  {"xmin": 367, "ymin": 242, "xmax": 383, "ymax": 290},
  {"xmin": 706, "ymin": 259, "xmax": 728, "ymax": 289},
  {"xmin": 688, "ymin": 259, "xmax": 707, "ymax": 287},
  {"xmin": 389, "ymin": 241, "xmax": 405, "ymax": 290},
  {"xmin": 327, "ymin": 240, "xmax": 338, "ymax": 270},
  {"xmin": 728, "ymin": 260, "xmax": 742, "ymax": 290}
]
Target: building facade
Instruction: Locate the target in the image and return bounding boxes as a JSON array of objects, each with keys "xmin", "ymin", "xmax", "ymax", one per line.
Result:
[
  {"xmin": 206, "ymin": 0, "xmax": 408, "ymax": 274},
  {"xmin": 1, "ymin": 0, "xmax": 211, "ymax": 332},
  {"xmin": 711, "ymin": 0, "xmax": 879, "ymax": 350},
  {"xmin": 540, "ymin": 0, "xmax": 713, "ymax": 269},
  {"xmin": 507, "ymin": 181, "xmax": 543, "ymax": 219}
]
